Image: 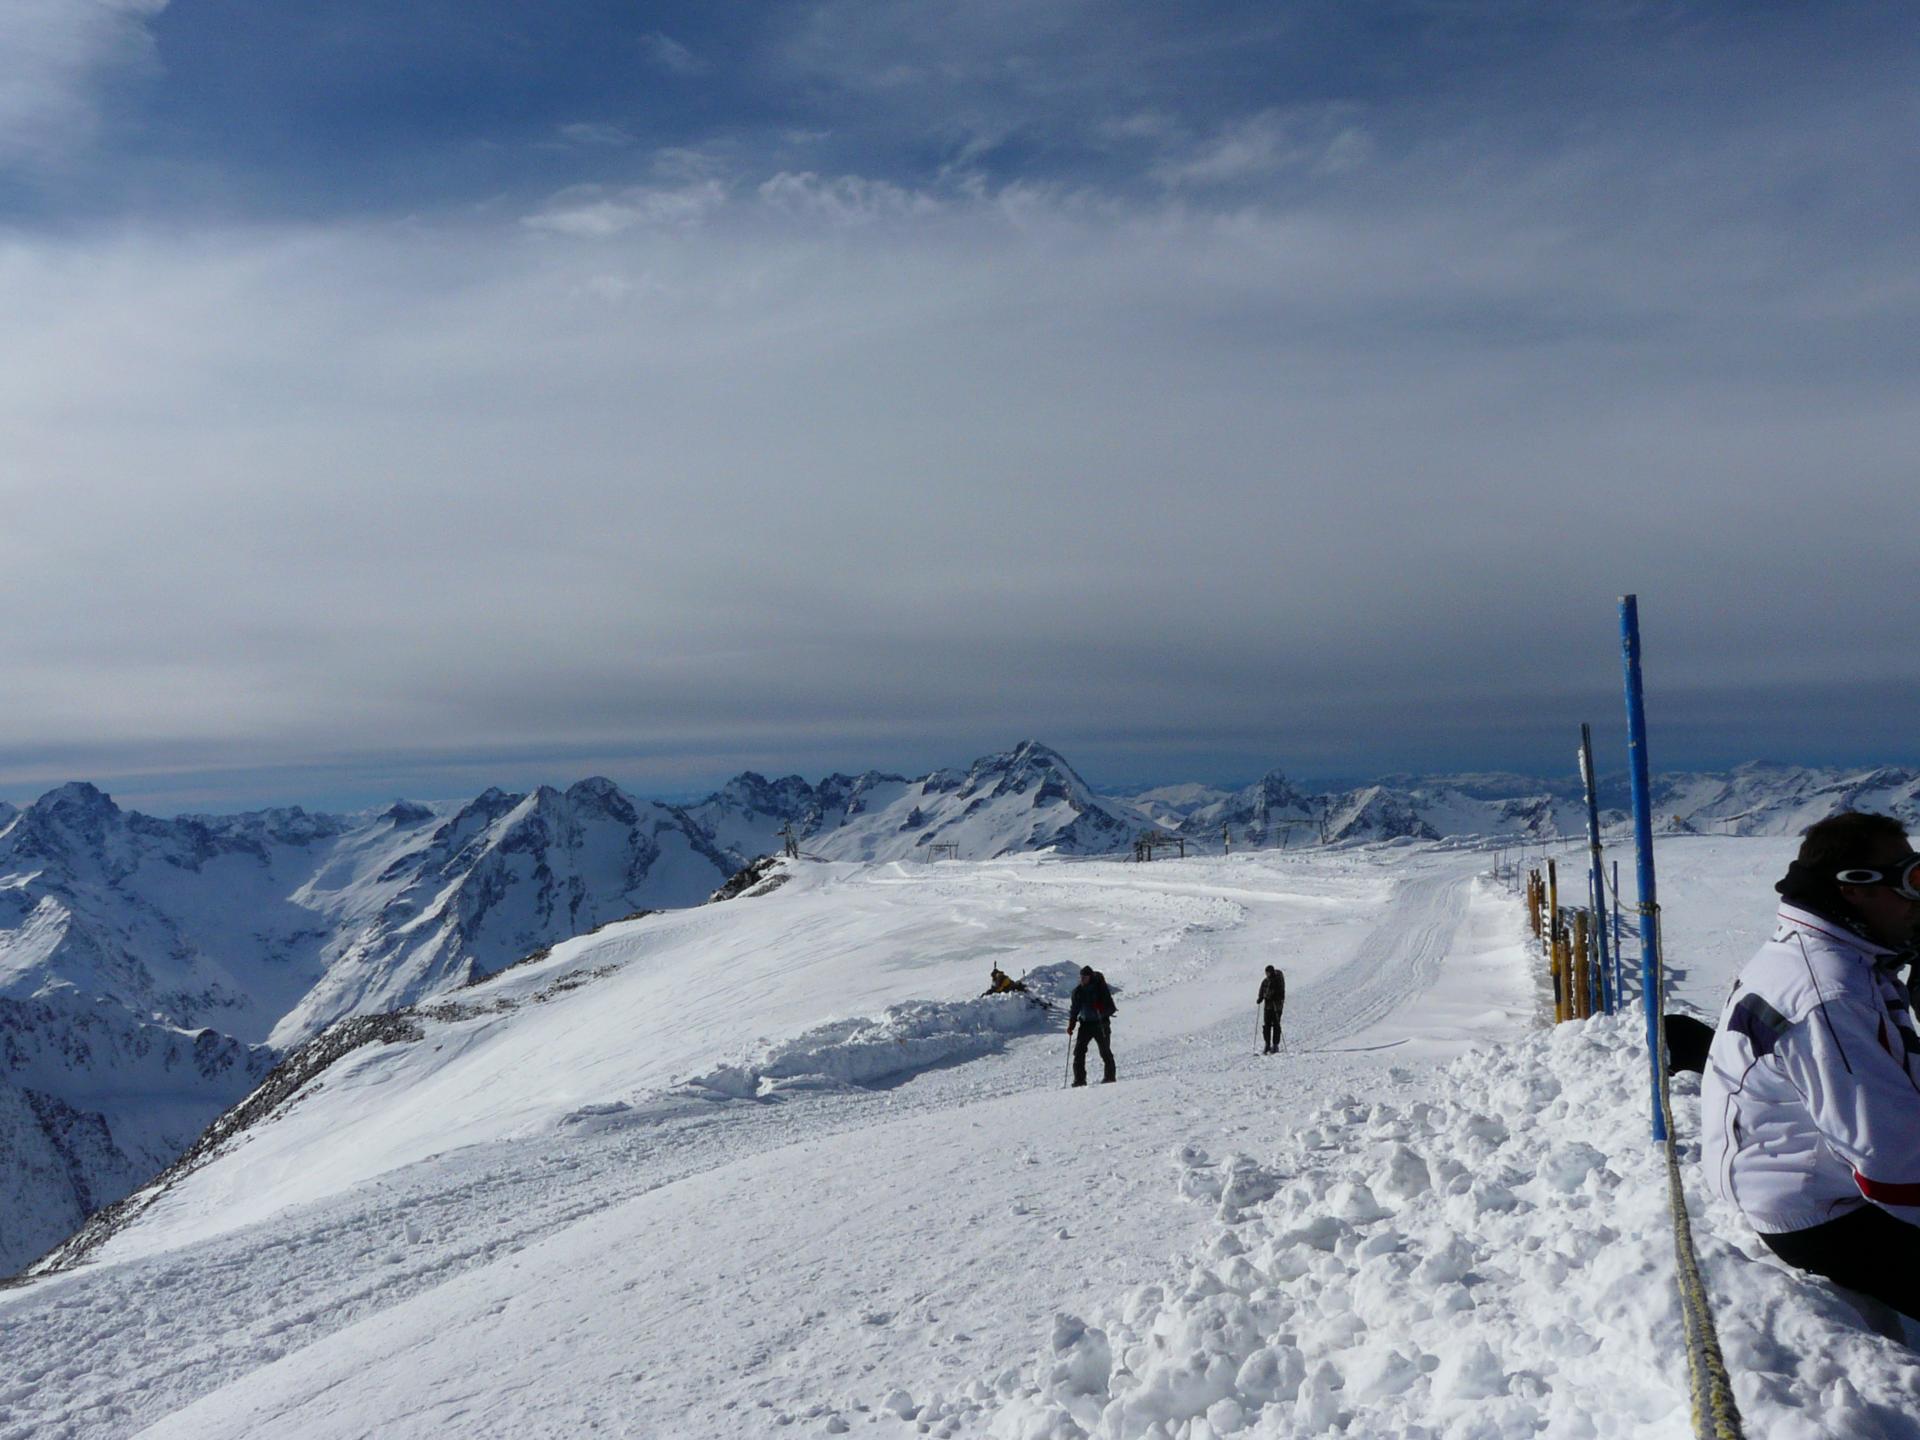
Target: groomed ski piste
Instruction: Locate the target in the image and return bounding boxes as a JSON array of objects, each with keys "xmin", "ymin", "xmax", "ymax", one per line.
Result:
[{"xmin": 5, "ymin": 839, "xmax": 1919, "ymax": 1438}]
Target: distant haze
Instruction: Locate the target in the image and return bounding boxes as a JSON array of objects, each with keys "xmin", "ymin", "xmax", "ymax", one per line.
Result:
[{"xmin": 2, "ymin": 4, "xmax": 1915, "ymax": 812}]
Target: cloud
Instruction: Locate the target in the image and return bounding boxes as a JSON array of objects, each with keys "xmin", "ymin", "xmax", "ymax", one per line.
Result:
[
  {"xmin": 3, "ymin": 127, "xmax": 1918, "ymax": 811},
  {"xmin": 0, "ymin": 0, "xmax": 166, "ymax": 170},
  {"xmin": 639, "ymin": 31, "xmax": 710, "ymax": 77},
  {"xmin": 1154, "ymin": 108, "xmax": 1373, "ymax": 187},
  {"xmin": 5, "ymin": 4, "xmax": 1920, "ymax": 806},
  {"xmin": 557, "ymin": 122, "xmax": 636, "ymax": 149},
  {"xmin": 521, "ymin": 179, "xmax": 728, "ymax": 237},
  {"xmin": 756, "ymin": 171, "xmax": 941, "ymax": 224}
]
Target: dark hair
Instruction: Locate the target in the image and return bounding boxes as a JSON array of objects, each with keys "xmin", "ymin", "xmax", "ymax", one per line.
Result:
[{"xmin": 1776, "ymin": 811, "xmax": 1910, "ymax": 920}]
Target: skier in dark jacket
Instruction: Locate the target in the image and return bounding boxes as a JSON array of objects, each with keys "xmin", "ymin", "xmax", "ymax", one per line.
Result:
[
  {"xmin": 1258, "ymin": 965, "xmax": 1286, "ymax": 1053},
  {"xmin": 1067, "ymin": 965, "xmax": 1117, "ymax": 1086}
]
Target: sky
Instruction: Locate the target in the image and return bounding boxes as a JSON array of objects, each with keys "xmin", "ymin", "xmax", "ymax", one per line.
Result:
[{"xmin": 1, "ymin": 2, "xmax": 1917, "ymax": 813}]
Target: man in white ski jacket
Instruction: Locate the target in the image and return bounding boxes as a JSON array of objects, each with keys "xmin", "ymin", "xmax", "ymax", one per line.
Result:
[{"xmin": 1701, "ymin": 811, "xmax": 1920, "ymax": 1318}]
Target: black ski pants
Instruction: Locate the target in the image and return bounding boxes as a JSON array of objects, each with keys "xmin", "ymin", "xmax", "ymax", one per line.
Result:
[
  {"xmin": 1262, "ymin": 1003, "xmax": 1284, "ymax": 1051},
  {"xmin": 1760, "ymin": 1204, "xmax": 1920, "ymax": 1321},
  {"xmin": 1073, "ymin": 1020, "xmax": 1115, "ymax": 1085}
]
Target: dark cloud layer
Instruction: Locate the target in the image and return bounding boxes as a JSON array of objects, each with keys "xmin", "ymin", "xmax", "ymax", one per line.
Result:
[{"xmin": 1, "ymin": 4, "xmax": 1916, "ymax": 811}]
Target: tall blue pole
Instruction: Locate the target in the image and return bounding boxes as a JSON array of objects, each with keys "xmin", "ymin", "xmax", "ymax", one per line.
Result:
[
  {"xmin": 1579, "ymin": 723, "xmax": 1613, "ymax": 1015},
  {"xmin": 1619, "ymin": 595, "xmax": 1666, "ymax": 1142}
]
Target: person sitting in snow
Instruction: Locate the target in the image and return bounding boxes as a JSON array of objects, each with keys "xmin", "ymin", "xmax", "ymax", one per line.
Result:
[
  {"xmin": 1701, "ymin": 811, "xmax": 1920, "ymax": 1319},
  {"xmin": 984, "ymin": 966, "xmax": 1028, "ymax": 996},
  {"xmin": 1257, "ymin": 964, "xmax": 1286, "ymax": 1053},
  {"xmin": 1067, "ymin": 965, "xmax": 1118, "ymax": 1086}
]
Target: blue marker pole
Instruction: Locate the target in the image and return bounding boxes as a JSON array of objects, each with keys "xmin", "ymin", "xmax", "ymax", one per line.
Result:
[
  {"xmin": 1619, "ymin": 595, "xmax": 1666, "ymax": 1142},
  {"xmin": 1579, "ymin": 723, "xmax": 1613, "ymax": 1015}
]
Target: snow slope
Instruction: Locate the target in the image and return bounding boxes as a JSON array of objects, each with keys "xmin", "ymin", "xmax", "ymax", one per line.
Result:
[{"xmin": 8, "ymin": 836, "xmax": 1907, "ymax": 1440}]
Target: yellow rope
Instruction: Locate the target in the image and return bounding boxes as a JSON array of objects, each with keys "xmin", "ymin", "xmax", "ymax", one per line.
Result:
[
  {"xmin": 1663, "ymin": 1109, "xmax": 1745, "ymax": 1438},
  {"xmin": 1652, "ymin": 914, "xmax": 1746, "ymax": 1440}
]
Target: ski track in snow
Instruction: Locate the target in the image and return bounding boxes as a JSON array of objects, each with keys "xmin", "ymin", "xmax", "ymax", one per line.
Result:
[
  {"xmin": 2, "ymin": 841, "xmax": 1909, "ymax": 1439},
  {"xmin": 1294, "ymin": 872, "xmax": 1471, "ymax": 1049}
]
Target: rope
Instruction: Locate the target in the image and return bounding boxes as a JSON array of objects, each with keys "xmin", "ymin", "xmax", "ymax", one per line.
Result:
[
  {"xmin": 1660, "ymin": 1097, "xmax": 1746, "ymax": 1440},
  {"xmin": 1648, "ymin": 904, "xmax": 1747, "ymax": 1440}
]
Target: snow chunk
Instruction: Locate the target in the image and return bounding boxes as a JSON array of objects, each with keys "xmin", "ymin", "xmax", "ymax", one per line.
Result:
[
  {"xmin": 676, "ymin": 964, "xmax": 1075, "ymax": 1099},
  {"xmin": 1432, "ymin": 1339, "xmax": 1507, "ymax": 1401},
  {"xmin": 969, "ymin": 1012, "xmax": 1915, "ymax": 1439}
]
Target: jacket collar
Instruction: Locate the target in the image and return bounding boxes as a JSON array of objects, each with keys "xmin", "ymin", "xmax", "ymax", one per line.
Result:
[{"xmin": 1776, "ymin": 901, "xmax": 1898, "ymax": 959}]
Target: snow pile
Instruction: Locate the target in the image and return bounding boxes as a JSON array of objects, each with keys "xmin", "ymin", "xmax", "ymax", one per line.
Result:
[
  {"xmin": 676, "ymin": 962, "xmax": 1080, "ymax": 1100},
  {"xmin": 879, "ymin": 1015, "xmax": 1920, "ymax": 1440}
]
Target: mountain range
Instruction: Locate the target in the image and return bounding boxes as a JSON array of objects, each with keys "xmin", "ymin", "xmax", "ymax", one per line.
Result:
[{"xmin": 4, "ymin": 742, "xmax": 1919, "ymax": 1274}]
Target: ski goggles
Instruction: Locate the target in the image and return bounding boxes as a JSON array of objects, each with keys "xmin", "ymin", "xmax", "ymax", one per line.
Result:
[{"xmin": 1835, "ymin": 853, "xmax": 1920, "ymax": 901}]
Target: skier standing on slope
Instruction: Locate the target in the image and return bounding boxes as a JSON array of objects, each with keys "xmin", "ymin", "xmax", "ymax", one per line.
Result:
[
  {"xmin": 1067, "ymin": 965, "xmax": 1118, "ymax": 1086},
  {"xmin": 1701, "ymin": 811, "xmax": 1920, "ymax": 1319},
  {"xmin": 1258, "ymin": 965, "xmax": 1286, "ymax": 1053}
]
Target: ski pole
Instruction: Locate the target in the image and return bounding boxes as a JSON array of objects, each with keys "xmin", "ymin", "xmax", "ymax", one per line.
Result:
[{"xmin": 1064, "ymin": 1027, "xmax": 1073, "ymax": 1088}]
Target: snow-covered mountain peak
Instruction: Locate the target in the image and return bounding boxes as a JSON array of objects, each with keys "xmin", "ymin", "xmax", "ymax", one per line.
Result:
[
  {"xmin": 181, "ymin": 805, "xmax": 353, "ymax": 853},
  {"xmin": 498, "ymin": 777, "xmax": 646, "ymax": 834},
  {"xmin": 1250, "ymin": 768, "xmax": 1311, "ymax": 807},
  {"xmin": 33, "ymin": 780, "xmax": 119, "ymax": 814},
  {"xmin": 814, "ymin": 770, "xmax": 910, "ymax": 818},
  {"xmin": 465, "ymin": 786, "xmax": 521, "ymax": 817},
  {"xmin": 960, "ymin": 740, "xmax": 1093, "ymax": 805},
  {"xmin": 710, "ymin": 771, "xmax": 821, "ymax": 820},
  {"xmin": 563, "ymin": 775, "xmax": 635, "ymax": 815},
  {"xmin": 430, "ymin": 786, "xmax": 528, "ymax": 853},
  {"xmin": 921, "ymin": 767, "xmax": 965, "ymax": 795},
  {"xmin": 1, "ymin": 783, "xmax": 180, "ymax": 886},
  {"xmin": 1324, "ymin": 784, "xmax": 1441, "ymax": 843},
  {"xmin": 12, "ymin": 781, "xmax": 122, "ymax": 852},
  {"xmin": 1175, "ymin": 768, "xmax": 1319, "ymax": 845},
  {"xmin": 680, "ymin": 742, "xmax": 1140, "ymax": 866}
]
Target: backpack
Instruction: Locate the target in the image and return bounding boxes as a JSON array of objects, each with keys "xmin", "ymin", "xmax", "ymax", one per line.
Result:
[{"xmin": 1087, "ymin": 970, "xmax": 1117, "ymax": 1017}]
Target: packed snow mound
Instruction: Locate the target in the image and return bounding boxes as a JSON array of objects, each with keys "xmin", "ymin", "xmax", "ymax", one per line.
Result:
[
  {"xmin": 919, "ymin": 1014, "xmax": 1920, "ymax": 1440},
  {"xmin": 676, "ymin": 963, "xmax": 1080, "ymax": 1100}
]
